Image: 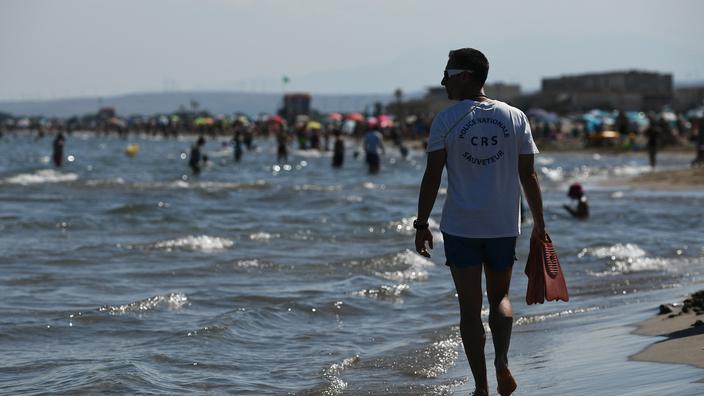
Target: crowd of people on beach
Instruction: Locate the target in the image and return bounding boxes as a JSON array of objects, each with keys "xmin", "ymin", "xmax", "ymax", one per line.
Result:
[{"xmin": 1, "ymin": 101, "xmax": 702, "ymax": 175}]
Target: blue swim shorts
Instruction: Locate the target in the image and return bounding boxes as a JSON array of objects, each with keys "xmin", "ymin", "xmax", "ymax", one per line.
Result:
[{"xmin": 442, "ymin": 232, "xmax": 517, "ymax": 272}]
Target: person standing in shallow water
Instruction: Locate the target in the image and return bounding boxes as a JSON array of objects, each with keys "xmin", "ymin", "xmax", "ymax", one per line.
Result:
[
  {"xmin": 414, "ymin": 48, "xmax": 547, "ymax": 396},
  {"xmin": 332, "ymin": 129, "xmax": 345, "ymax": 168},
  {"xmin": 646, "ymin": 114, "xmax": 660, "ymax": 168},
  {"xmin": 363, "ymin": 122, "xmax": 384, "ymax": 174},
  {"xmin": 52, "ymin": 132, "xmax": 65, "ymax": 167},
  {"xmin": 233, "ymin": 131, "xmax": 243, "ymax": 163},
  {"xmin": 189, "ymin": 136, "xmax": 205, "ymax": 175}
]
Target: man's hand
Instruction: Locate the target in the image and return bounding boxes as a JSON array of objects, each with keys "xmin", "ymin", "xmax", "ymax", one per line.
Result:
[
  {"xmin": 532, "ymin": 224, "xmax": 547, "ymax": 241},
  {"xmin": 415, "ymin": 229, "xmax": 433, "ymax": 257}
]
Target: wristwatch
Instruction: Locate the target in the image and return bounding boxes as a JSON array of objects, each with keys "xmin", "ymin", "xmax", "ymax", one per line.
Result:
[{"xmin": 413, "ymin": 219, "xmax": 429, "ymax": 230}]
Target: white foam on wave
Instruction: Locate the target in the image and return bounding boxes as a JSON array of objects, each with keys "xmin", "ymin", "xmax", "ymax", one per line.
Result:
[
  {"xmin": 293, "ymin": 184, "xmax": 342, "ymax": 192},
  {"xmin": 98, "ymin": 292, "xmax": 188, "ymax": 315},
  {"xmin": 580, "ymin": 243, "xmax": 646, "ymax": 260},
  {"xmin": 196, "ymin": 180, "xmax": 269, "ymax": 191},
  {"xmin": 84, "ymin": 177, "xmax": 126, "ymax": 187},
  {"xmin": 235, "ymin": 259, "xmax": 261, "ymax": 268},
  {"xmin": 5, "ymin": 169, "xmax": 79, "ymax": 185},
  {"xmin": 363, "ymin": 181, "xmax": 385, "ymax": 190},
  {"xmin": 152, "ymin": 235, "xmax": 234, "ymax": 252},
  {"xmin": 612, "ymin": 164, "xmax": 652, "ymax": 177},
  {"xmin": 514, "ymin": 306, "xmax": 600, "ymax": 326},
  {"xmin": 588, "ymin": 257, "xmax": 671, "ymax": 276},
  {"xmin": 375, "ymin": 250, "xmax": 434, "ymax": 282},
  {"xmin": 580, "ymin": 243, "xmax": 671, "ymax": 275},
  {"xmin": 540, "ymin": 166, "xmax": 564, "ymax": 182},
  {"xmin": 320, "ymin": 355, "xmax": 360, "ymax": 395},
  {"xmin": 536, "ymin": 156, "xmax": 555, "ymax": 165},
  {"xmin": 353, "ymin": 283, "xmax": 410, "ymax": 299},
  {"xmin": 249, "ymin": 232, "xmax": 278, "ymax": 241},
  {"xmin": 292, "ymin": 149, "xmax": 324, "ymax": 158},
  {"xmin": 413, "ymin": 337, "xmax": 461, "ymax": 378}
]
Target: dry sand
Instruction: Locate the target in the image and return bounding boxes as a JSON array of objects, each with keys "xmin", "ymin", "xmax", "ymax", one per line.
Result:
[{"xmin": 631, "ymin": 292, "xmax": 704, "ymax": 369}]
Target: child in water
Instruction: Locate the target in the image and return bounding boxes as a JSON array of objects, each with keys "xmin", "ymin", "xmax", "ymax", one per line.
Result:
[{"xmin": 563, "ymin": 183, "xmax": 589, "ymax": 219}]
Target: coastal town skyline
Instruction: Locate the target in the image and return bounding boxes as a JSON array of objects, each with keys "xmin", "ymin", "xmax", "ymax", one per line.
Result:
[{"xmin": 1, "ymin": 0, "xmax": 703, "ymax": 101}]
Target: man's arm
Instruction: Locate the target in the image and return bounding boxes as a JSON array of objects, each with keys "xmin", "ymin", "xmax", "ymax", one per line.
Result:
[
  {"xmin": 415, "ymin": 149, "xmax": 446, "ymax": 257},
  {"xmin": 562, "ymin": 204, "xmax": 577, "ymax": 217},
  {"xmin": 518, "ymin": 154, "xmax": 546, "ymax": 240}
]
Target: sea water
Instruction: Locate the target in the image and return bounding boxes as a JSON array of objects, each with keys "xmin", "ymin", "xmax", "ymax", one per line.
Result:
[{"xmin": 1, "ymin": 133, "xmax": 703, "ymax": 395}]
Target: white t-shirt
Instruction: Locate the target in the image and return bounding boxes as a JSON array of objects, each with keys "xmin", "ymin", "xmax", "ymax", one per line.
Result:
[{"xmin": 426, "ymin": 99, "xmax": 539, "ymax": 238}]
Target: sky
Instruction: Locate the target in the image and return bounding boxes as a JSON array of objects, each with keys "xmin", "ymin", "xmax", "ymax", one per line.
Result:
[{"xmin": 1, "ymin": 0, "xmax": 703, "ymax": 101}]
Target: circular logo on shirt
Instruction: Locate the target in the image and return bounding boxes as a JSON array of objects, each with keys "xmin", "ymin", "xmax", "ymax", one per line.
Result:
[{"xmin": 457, "ymin": 116, "xmax": 510, "ymax": 166}]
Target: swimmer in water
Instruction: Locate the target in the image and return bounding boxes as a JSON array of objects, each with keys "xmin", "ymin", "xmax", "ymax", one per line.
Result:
[{"xmin": 563, "ymin": 183, "xmax": 589, "ymax": 219}]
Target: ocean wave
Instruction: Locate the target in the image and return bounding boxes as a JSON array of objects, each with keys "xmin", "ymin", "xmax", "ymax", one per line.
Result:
[
  {"xmin": 353, "ymin": 283, "xmax": 410, "ymax": 300},
  {"xmin": 540, "ymin": 166, "xmax": 564, "ymax": 182},
  {"xmin": 4, "ymin": 169, "xmax": 79, "ymax": 185},
  {"xmin": 149, "ymin": 235, "xmax": 234, "ymax": 252},
  {"xmin": 587, "ymin": 257, "xmax": 671, "ymax": 276},
  {"xmin": 293, "ymin": 184, "xmax": 343, "ymax": 192},
  {"xmin": 514, "ymin": 306, "xmax": 600, "ymax": 326},
  {"xmin": 83, "ymin": 178, "xmax": 269, "ymax": 191},
  {"xmin": 536, "ymin": 156, "xmax": 555, "ymax": 165},
  {"xmin": 579, "ymin": 243, "xmax": 646, "ymax": 260},
  {"xmin": 362, "ymin": 182, "xmax": 386, "ymax": 190},
  {"xmin": 249, "ymin": 232, "xmax": 278, "ymax": 241},
  {"xmin": 98, "ymin": 292, "xmax": 188, "ymax": 315},
  {"xmin": 360, "ymin": 332, "xmax": 461, "ymax": 379},
  {"xmin": 373, "ymin": 250, "xmax": 435, "ymax": 282},
  {"xmin": 579, "ymin": 243, "xmax": 670, "ymax": 275},
  {"xmin": 318, "ymin": 355, "xmax": 360, "ymax": 395},
  {"xmin": 612, "ymin": 164, "xmax": 652, "ymax": 177},
  {"xmin": 185, "ymin": 324, "xmax": 229, "ymax": 338}
]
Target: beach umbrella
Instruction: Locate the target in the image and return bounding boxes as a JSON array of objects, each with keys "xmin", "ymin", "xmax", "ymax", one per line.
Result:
[
  {"xmin": 307, "ymin": 121, "xmax": 322, "ymax": 130},
  {"xmin": 378, "ymin": 114, "xmax": 394, "ymax": 128},
  {"xmin": 345, "ymin": 112, "xmax": 365, "ymax": 122},
  {"xmin": 268, "ymin": 114, "xmax": 285, "ymax": 124},
  {"xmin": 366, "ymin": 117, "xmax": 379, "ymax": 127},
  {"xmin": 194, "ymin": 117, "xmax": 215, "ymax": 126},
  {"xmin": 327, "ymin": 112, "xmax": 343, "ymax": 122}
]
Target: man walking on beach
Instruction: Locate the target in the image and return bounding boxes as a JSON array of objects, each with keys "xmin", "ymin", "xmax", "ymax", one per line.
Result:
[{"xmin": 414, "ymin": 48, "xmax": 546, "ymax": 396}]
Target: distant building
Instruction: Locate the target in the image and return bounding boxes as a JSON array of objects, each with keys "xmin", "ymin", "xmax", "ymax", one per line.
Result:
[
  {"xmin": 420, "ymin": 82, "xmax": 522, "ymax": 114},
  {"xmin": 278, "ymin": 93, "xmax": 311, "ymax": 124},
  {"xmin": 484, "ymin": 82, "xmax": 521, "ymax": 104},
  {"xmin": 674, "ymin": 85, "xmax": 704, "ymax": 111},
  {"xmin": 540, "ymin": 70, "xmax": 672, "ymax": 112}
]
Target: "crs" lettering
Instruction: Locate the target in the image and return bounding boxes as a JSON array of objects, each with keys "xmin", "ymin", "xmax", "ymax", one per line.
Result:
[{"xmin": 470, "ymin": 136, "xmax": 498, "ymax": 146}]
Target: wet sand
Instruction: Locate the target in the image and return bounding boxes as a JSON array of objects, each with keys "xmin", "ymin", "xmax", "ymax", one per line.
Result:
[
  {"xmin": 631, "ymin": 291, "xmax": 704, "ymax": 370},
  {"xmin": 627, "ymin": 167, "xmax": 704, "ymax": 189}
]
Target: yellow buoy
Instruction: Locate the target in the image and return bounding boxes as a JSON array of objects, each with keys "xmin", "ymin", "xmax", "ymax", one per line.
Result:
[{"xmin": 125, "ymin": 144, "xmax": 140, "ymax": 157}]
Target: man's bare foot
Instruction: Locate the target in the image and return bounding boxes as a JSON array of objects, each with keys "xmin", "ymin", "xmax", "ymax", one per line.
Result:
[
  {"xmin": 496, "ymin": 367, "xmax": 517, "ymax": 396},
  {"xmin": 471, "ymin": 389, "xmax": 488, "ymax": 396}
]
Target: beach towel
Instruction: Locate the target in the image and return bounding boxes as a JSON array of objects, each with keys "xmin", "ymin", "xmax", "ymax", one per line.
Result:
[{"xmin": 525, "ymin": 233, "xmax": 569, "ymax": 304}]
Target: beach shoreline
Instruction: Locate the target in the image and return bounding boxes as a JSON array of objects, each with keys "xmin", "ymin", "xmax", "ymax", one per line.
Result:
[{"xmin": 630, "ymin": 291, "xmax": 704, "ymax": 371}]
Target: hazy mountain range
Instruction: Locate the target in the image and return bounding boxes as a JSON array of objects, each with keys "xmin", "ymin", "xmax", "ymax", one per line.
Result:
[{"xmin": 0, "ymin": 91, "xmax": 424, "ymax": 118}]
